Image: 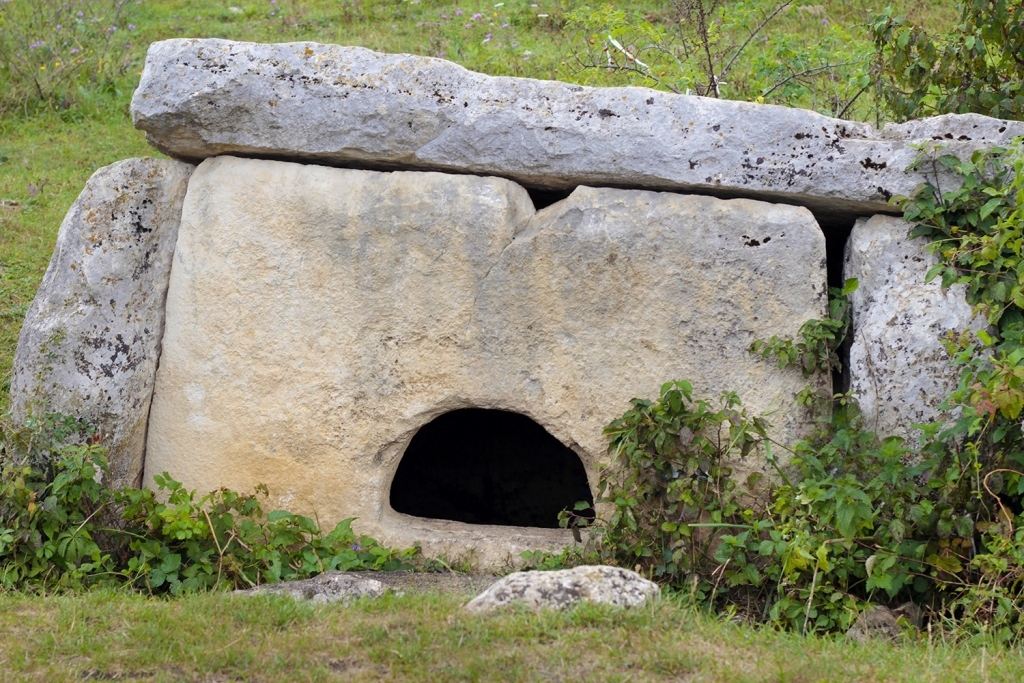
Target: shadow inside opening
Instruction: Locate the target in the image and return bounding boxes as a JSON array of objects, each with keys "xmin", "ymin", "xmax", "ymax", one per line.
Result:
[{"xmin": 389, "ymin": 408, "xmax": 594, "ymax": 528}]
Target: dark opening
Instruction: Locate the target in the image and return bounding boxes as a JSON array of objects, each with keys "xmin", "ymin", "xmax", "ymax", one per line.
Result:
[
  {"xmin": 526, "ymin": 186, "xmax": 574, "ymax": 211},
  {"xmin": 389, "ymin": 408, "xmax": 594, "ymax": 528},
  {"xmin": 813, "ymin": 214, "xmax": 858, "ymax": 394}
]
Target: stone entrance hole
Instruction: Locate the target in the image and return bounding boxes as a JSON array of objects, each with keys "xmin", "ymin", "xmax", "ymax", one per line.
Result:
[{"xmin": 389, "ymin": 409, "xmax": 594, "ymax": 528}]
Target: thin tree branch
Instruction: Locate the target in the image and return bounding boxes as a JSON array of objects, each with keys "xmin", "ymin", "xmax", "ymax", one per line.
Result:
[
  {"xmin": 760, "ymin": 61, "xmax": 864, "ymax": 99},
  {"xmin": 721, "ymin": 1, "xmax": 792, "ymax": 81}
]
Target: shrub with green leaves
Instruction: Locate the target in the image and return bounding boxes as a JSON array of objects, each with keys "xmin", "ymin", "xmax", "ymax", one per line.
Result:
[
  {"xmin": 870, "ymin": 0, "xmax": 1024, "ymax": 121},
  {"xmin": 750, "ymin": 277, "xmax": 857, "ymax": 379},
  {"xmin": 573, "ymin": 381, "xmax": 773, "ymax": 593},
  {"xmin": 0, "ymin": 0, "xmax": 138, "ymax": 113},
  {"xmin": 0, "ymin": 413, "xmax": 417, "ymax": 593}
]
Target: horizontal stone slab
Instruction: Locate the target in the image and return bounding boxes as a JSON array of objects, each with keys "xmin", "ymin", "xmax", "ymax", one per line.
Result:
[{"xmin": 130, "ymin": 39, "xmax": 1024, "ymax": 226}]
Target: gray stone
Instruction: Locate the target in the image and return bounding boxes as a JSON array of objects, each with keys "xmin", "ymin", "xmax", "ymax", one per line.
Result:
[
  {"xmin": 10, "ymin": 158, "xmax": 193, "ymax": 488},
  {"xmin": 844, "ymin": 215, "xmax": 986, "ymax": 441},
  {"xmin": 234, "ymin": 572, "xmax": 388, "ymax": 604},
  {"xmin": 235, "ymin": 571, "xmax": 498, "ymax": 602},
  {"xmin": 130, "ymin": 39, "xmax": 1024, "ymax": 224},
  {"xmin": 845, "ymin": 603, "xmax": 922, "ymax": 642},
  {"xmin": 142, "ymin": 156, "xmax": 827, "ymax": 568},
  {"xmin": 463, "ymin": 565, "xmax": 660, "ymax": 613}
]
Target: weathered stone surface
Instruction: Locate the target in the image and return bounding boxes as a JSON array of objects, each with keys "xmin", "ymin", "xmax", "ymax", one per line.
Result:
[
  {"xmin": 130, "ymin": 39, "xmax": 1024, "ymax": 224},
  {"xmin": 463, "ymin": 565, "xmax": 659, "ymax": 613},
  {"xmin": 844, "ymin": 215, "xmax": 985, "ymax": 441},
  {"xmin": 144, "ymin": 156, "xmax": 826, "ymax": 566},
  {"xmin": 234, "ymin": 572, "xmax": 388, "ymax": 604},
  {"xmin": 845, "ymin": 603, "xmax": 922, "ymax": 642},
  {"xmin": 10, "ymin": 158, "xmax": 194, "ymax": 488},
  {"xmin": 234, "ymin": 571, "xmax": 498, "ymax": 602}
]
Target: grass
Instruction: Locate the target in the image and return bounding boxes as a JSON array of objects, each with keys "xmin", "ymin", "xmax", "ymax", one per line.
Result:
[{"xmin": 1, "ymin": 589, "xmax": 1023, "ymax": 682}]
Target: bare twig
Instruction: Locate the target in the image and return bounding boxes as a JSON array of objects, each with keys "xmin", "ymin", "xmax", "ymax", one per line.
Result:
[
  {"xmin": 983, "ymin": 469, "xmax": 1022, "ymax": 534},
  {"xmin": 760, "ymin": 61, "xmax": 864, "ymax": 99},
  {"xmin": 837, "ymin": 84, "xmax": 870, "ymax": 119},
  {"xmin": 803, "ymin": 562, "xmax": 819, "ymax": 636},
  {"xmin": 203, "ymin": 508, "xmax": 225, "ymax": 585},
  {"xmin": 721, "ymin": 1, "xmax": 792, "ymax": 81}
]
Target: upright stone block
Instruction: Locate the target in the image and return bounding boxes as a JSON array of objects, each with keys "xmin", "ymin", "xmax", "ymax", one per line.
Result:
[
  {"xmin": 10, "ymin": 158, "xmax": 194, "ymax": 488},
  {"xmin": 844, "ymin": 215, "xmax": 985, "ymax": 441},
  {"xmin": 144, "ymin": 156, "xmax": 827, "ymax": 564}
]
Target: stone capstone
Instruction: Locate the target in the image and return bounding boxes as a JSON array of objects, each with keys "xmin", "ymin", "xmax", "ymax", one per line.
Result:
[
  {"xmin": 10, "ymin": 158, "xmax": 194, "ymax": 488},
  {"xmin": 463, "ymin": 565, "xmax": 660, "ymax": 613},
  {"xmin": 129, "ymin": 40, "xmax": 1024, "ymax": 226},
  {"xmin": 142, "ymin": 156, "xmax": 827, "ymax": 566},
  {"xmin": 844, "ymin": 215, "xmax": 986, "ymax": 441}
]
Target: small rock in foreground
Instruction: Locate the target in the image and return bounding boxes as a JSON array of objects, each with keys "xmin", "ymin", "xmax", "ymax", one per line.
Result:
[
  {"xmin": 234, "ymin": 572, "xmax": 388, "ymax": 605},
  {"xmin": 845, "ymin": 603, "xmax": 923, "ymax": 642},
  {"xmin": 464, "ymin": 565, "xmax": 660, "ymax": 613}
]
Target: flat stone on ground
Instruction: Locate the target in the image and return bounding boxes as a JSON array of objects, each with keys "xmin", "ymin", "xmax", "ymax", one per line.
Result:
[{"xmin": 234, "ymin": 571, "xmax": 499, "ymax": 603}]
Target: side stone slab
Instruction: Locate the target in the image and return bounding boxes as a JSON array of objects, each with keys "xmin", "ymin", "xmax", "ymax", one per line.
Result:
[
  {"xmin": 143, "ymin": 156, "xmax": 826, "ymax": 566},
  {"xmin": 130, "ymin": 38, "xmax": 1024, "ymax": 224},
  {"xmin": 10, "ymin": 158, "xmax": 194, "ymax": 488},
  {"xmin": 844, "ymin": 215, "xmax": 985, "ymax": 441}
]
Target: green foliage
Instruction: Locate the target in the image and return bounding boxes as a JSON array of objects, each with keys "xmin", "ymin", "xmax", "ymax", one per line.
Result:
[
  {"xmin": 563, "ymin": 1, "xmax": 874, "ymax": 117},
  {"xmin": 750, "ymin": 277, "xmax": 858, "ymax": 378},
  {"xmin": 577, "ymin": 137, "xmax": 1024, "ymax": 641},
  {"xmin": 0, "ymin": 414, "xmax": 112, "ymax": 589},
  {"xmin": 585, "ymin": 381, "xmax": 772, "ymax": 590},
  {"xmin": 0, "ymin": 413, "xmax": 416, "ymax": 593},
  {"xmin": 896, "ymin": 137, "xmax": 1024, "ymax": 499},
  {"xmin": 870, "ymin": 1, "xmax": 1024, "ymax": 121},
  {"xmin": 0, "ymin": 0, "xmax": 139, "ymax": 114},
  {"xmin": 580, "ymin": 376, "xmax": 1024, "ymax": 639},
  {"xmin": 118, "ymin": 475, "xmax": 417, "ymax": 595},
  {"xmin": 902, "ymin": 141, "xmax": 1024, "ymax": 335}
]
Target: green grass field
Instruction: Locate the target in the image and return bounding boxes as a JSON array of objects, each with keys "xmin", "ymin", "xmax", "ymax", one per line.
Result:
[
  {"xmin": 5, "ymin": 1, "xmax": 1012, "ymax": 680},
  {"xmin": 3, "ymin": 589, "xmax": 1023, "ymax": 682}
]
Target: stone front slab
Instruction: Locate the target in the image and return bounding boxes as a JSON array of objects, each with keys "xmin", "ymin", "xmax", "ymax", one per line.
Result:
[
  {"xmin": 10, "ymin": 158, "xmax": 193, "ymax": 488},
  {"xmin": 130, "ymin": 39, "xmax": 1024, "ymax": 224},
  {"xmin": 844, "ymin": 215, "xmax": 985, "ymax": 441},
  {"xmin": 143, "ymin": 156, "xmax": 826, "ymax": 565}
]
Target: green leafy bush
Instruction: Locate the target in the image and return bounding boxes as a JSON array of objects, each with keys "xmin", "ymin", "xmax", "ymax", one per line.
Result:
[
  {"xmin": 0, "ymin": 413, "xmax": 416, "ymax": 593},
  {"xmin": 750, "ymin": 277, "xmax": 857, "ymax": 378},
  {"xmin": 566, "ymin": 381, "xmax": 773, "ymax": 593},
  {"xmin": 870, "ymin": 1, "xmax": 1024, "ymax": 121}
]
